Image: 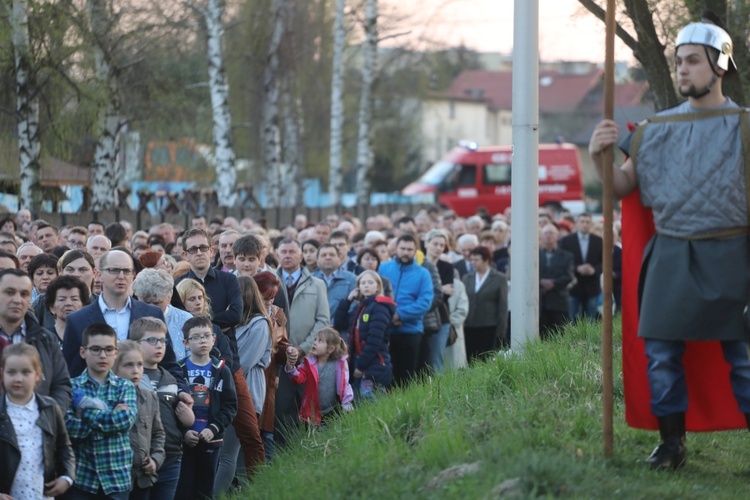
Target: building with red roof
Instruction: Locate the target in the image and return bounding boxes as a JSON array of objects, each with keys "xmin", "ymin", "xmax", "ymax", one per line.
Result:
[{"xmin": 421, "ymin": 62, "xmax": 653, "ymax": 184}]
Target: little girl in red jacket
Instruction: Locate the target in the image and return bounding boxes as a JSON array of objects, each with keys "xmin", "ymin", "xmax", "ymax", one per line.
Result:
[{"xmin": 285, "ymin": 327, "xmax": 354, "ymax": 425}]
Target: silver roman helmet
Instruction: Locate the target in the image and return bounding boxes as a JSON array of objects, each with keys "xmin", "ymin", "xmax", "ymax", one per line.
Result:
[{"xmin": 675, "ymin": 22, "xmax": 736, "ymax": 71}]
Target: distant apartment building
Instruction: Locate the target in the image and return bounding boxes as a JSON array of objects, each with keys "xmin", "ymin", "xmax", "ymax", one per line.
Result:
[{"xmin": 420, "ymin": 61, "xmax": 653, "ymax": 184}]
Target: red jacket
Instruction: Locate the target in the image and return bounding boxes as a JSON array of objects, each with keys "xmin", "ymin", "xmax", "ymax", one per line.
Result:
[{"xmin": 285, "ymin": 355, "xmax": 354, "ymax": 425}]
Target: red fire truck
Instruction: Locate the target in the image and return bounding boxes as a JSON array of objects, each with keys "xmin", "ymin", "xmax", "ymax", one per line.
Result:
[{"xmin": 402, "ymin": 142, "xmax": 585, "ymax": 216}]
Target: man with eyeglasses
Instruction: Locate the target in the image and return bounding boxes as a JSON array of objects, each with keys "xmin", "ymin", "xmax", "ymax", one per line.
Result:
[
  {"xmin": 176, "ymin": 230, "xmax": 242, "ymax": 335},
  {"xmin": 175, "ymin": 229, "xmax": 266, "ymax": 476},
  {"xmin": 67, "ymin": 226, "xmax": 88, "ymax": 250},
  {"xmin": 0, "ymin": 268, "xmax": 71, "ymax": 409},
  {"xmin": 63, "ymin": 250, "xmax": 183, "ymax": 383},
  {"xmin": 329, "ymin": 230, "xmax": 364, "ymax": 275}
]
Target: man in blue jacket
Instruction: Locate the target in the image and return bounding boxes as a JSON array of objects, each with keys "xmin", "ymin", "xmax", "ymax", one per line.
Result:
[
  {"xmin": 313, "ymin": 243, "xmax": 357, "ymax": 331},
  {"xmin": 378, "ymin": 234, "xmax": 433, "ymax": 386}
]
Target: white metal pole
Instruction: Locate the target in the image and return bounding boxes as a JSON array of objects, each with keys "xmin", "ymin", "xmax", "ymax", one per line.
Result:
[{"xmin": 510, "ymin": 0, "xmax": 539, "ymax": 350}]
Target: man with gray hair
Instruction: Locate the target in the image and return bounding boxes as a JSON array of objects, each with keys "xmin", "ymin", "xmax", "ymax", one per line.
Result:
[
  {"xmin": 364, "ymin": 230, "xmax": 386, "ymax": 247},
  {"xmin": 466, "ymin": 215, "xmax": 485, "ymax": 235},
  {"xmin": 217, "ymin": 229, "xmax": 241, "ymax": 273},
  {"xmin": 86, "ymin": 234, "xmax": 112, "ymax": 262},
  {"xmin": 538, "ymin": 224, "xmax": 574, "ymax": 339},
  {"xmin": 16, "ymin": 241, "xmax": 43, "ymax": 270},
  {"xmin": 453, "ymin": 233, "xmax": 479, "ymax": 277}
]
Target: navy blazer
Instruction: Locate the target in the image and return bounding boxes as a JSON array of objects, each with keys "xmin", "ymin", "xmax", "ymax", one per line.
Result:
[
  {"xmin": 454, "ymin": 258, "xmax": 471, "ymax": 279},
  {"xmin": 539, "ymin": 248, "xmax": 575, "ymax": 312},
  {"xmin": 62, "ymin": 298, "xmax": 181, "ymax": 382},
  {"xmin": 175, "ymin": 267, "xmax": 242, "ymax": 331}
]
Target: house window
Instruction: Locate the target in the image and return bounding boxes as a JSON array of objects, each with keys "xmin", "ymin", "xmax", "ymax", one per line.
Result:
[{"xmin": 449, "ymin": 101, "xmax": 455, "ymax": 119}]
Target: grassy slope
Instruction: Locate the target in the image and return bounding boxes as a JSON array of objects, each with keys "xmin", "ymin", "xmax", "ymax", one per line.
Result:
[{"xmin": 238, "ymin": 322, "xmax": 749, "ymax": 499}]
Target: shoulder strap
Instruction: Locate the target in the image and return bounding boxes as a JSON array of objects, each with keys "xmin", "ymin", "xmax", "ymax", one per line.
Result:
[{"xmin": 648, "ymin": 106, "xmax": 746, "ymax": 123}]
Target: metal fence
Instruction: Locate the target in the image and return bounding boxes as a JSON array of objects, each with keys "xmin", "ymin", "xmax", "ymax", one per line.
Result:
[{"xmin": 33, "ymin": 187, "xmax": 430, "ymax": 231}]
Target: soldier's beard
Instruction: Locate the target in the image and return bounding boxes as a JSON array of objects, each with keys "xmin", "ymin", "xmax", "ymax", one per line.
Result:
[{"xmin": 678, "ymin": 74, "xmax": 717, "ymax": 99}]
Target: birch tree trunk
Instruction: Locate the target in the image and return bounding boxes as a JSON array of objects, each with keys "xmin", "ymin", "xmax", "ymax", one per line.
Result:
[
  {"xmin": 88, "ymin": 0, "xmax": 122, "ymax": 211},
  {"xmin": 328, "ymin": 0, "xmax": 346, "ymax": 206},
  {"xmin": 203, "ymin": 0, "xmax": 237, "ymax": 207},
  {"xmin": 282, "ymin": 73, "xmax": 302, "ymax": 207},
  {"xmin": 7, "ymin": 0, "xmax": 42, "ymax": 213},
  {"xmin": 355, "ymin": 0, "xmax": 377, "ymax": 204},
  {"xmin": 261, "ymin": 0, "xmax": 285, "ymax": 208}
]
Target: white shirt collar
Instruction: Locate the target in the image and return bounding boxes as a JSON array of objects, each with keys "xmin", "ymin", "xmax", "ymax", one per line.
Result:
[
  {"xmin": 98, "ymin": 294, "xmax": 133, "ymax": 314},
  {"xmin": 5, "ymin": 394, "xmax": 37, "ymax": 411}
]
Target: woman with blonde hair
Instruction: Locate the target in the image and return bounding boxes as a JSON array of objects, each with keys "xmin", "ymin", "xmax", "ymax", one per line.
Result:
[{"xmin": 175, "ymin": 278, "xmax": 212, "ymax": 318}]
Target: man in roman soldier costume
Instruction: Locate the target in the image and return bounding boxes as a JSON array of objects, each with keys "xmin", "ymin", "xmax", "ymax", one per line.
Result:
[{"xmin": 589, "ymin": 14, "xmax": 750, "ymax": 469}]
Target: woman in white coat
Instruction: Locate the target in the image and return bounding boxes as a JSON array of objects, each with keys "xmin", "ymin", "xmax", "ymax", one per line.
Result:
[{"xmin": 445, "ymin": 277, "xmax": 469, "ymax": 369}]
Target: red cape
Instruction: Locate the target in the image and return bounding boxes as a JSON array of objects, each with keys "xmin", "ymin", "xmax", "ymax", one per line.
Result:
[{"xmin": 621, "ymin": 191, "xmax": 746, "ymax": 431}]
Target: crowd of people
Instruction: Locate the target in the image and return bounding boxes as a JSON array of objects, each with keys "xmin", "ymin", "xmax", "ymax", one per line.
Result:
[
  {"xmin": 0, "ymin": 204, "xmax": 614, "ymax": 499},
  {"xmin": 1, "ymin": 13, "xmax": 745, "ymax": 494}
]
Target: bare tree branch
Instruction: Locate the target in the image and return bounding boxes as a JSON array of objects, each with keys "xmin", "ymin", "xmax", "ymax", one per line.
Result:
[
  {"xmin": 577, "ymin": 0, "xmax": 638, "ymax": 51},
  {"xmin": 378, "ymin": 30, "xmax": 411, "ymax": 44}
]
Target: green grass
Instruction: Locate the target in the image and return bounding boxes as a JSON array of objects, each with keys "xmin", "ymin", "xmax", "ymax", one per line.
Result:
[{"xmin": 232, "ymin": 321, "xmax": 750, "ymax": 499}]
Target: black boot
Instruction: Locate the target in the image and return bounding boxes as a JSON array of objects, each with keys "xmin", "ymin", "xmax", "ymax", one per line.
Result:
[{"xmin": 646, "ymin": 413, "xmax": 687, "ymax": 470}]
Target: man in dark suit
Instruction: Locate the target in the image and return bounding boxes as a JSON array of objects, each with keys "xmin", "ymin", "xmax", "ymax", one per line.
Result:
[
  {"xmin": 63, "ymin": 250, "xmax": 178, "ymax": 378},
  {"xmin": 539, "ymin": 224, "xmax": 575, "ymax": 338},
  {"xmin": 559, "ymin": 213, "xmax": 603, "ymax": 321},
  {"xmin": 453, "ymin": 233, "xmax": 479, "ymax": 278}
]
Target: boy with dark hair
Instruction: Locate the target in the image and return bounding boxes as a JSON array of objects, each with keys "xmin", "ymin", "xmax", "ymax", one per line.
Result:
[
  {"xmin": 233, "ymin": 234, "xmax": 264, "ymax": 278},
  {"xmin": 65, "ymin": 323, "xmax": 137, "ymax": 499},
  {"xmin": 175, "ymin": 316, "xmax": 237, "ymax": 500},
  {"xmin": 105, "ymin": 222, "xmax": 128, "ymax": 248},
  {"xmin": 129, "ymin": 317, "xmax": 195, "ymax": 500}
]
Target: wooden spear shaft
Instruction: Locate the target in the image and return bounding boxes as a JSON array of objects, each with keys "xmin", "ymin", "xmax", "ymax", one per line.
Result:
[{"xmin": 602, "ymin": 0, "xmax": 617, "ymax": 458}]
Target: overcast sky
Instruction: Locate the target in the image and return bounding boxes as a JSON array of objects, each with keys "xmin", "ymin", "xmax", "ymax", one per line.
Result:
[{"xmin": 381, "ymin": 0, "xmax": 633, "ymax": 63}]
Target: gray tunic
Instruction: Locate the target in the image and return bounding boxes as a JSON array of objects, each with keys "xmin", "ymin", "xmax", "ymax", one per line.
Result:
[
  {"xmin": 630, "ymin": 100, "xmax": 750, "ymax": 341},
  {"xmin": 235, "ymin": 315, "xmax": 272, "ymax": 412},
  {"xmin": 633, "ymin": 100, "xmax": 747, "ymax": 238}
]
